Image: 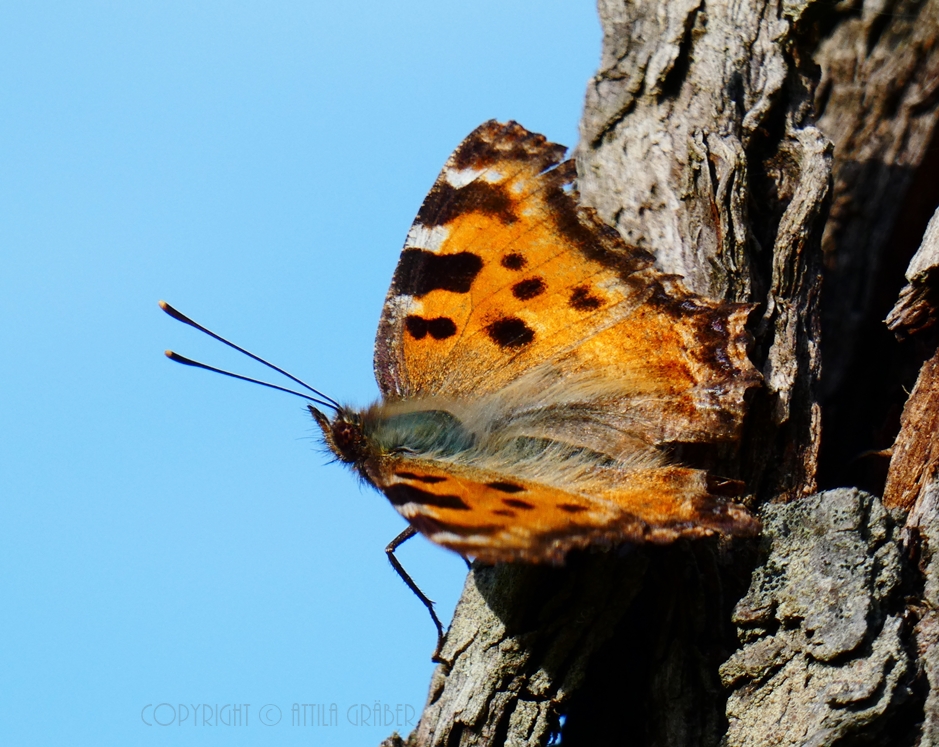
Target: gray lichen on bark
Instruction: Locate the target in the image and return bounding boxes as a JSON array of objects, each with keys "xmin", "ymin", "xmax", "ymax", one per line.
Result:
[
  {"xmin": 721, "ymin": 489, "xmax": 910, "ymax": 746},
  {"xmin": 908, "ymin": 481, "xmax": 939, "ymax": 745}
]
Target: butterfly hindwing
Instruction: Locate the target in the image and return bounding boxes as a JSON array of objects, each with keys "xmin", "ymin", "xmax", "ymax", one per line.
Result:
[{"xmin": 372, "ymin": 456, "xmax": 757, "ymax": 564}]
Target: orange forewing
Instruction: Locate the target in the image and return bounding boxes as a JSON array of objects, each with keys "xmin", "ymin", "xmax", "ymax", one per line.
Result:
[{"xmin": 375, "ymin": 121, "xmax": 759, "ymax": 447}]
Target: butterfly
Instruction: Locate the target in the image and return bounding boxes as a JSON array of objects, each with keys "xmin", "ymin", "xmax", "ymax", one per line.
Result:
[
  {"xmin": 313, "ymin": 120, "xmax": 760, "ymax": 559},
  {"xmin": 163, "ymin": 120, "xmax": 760, "ymax": 658}
]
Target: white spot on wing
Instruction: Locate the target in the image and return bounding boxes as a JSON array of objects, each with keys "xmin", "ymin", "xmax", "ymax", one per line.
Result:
[
  {"xmin": 384, "ymin": 293, "xmax": 421, "ymax": 323},
  {"xmin": 443, "ymin": 166, "xmax": 484, "ymax": 188},
  {"xmin": 404, "ymin": 223, "xmax": 449, "ymax": 253},
  {"xmin": 397, "ymin": 504, "xmax": 421, "ymax": 519},
  {"xmin": 443, "ymin": 166, "xmax": 505, "ymax": 188}
]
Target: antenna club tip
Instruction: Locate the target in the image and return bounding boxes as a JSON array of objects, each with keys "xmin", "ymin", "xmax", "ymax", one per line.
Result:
[
  {"xmin": 159, "ymin": 301, "xmax": 189, "ymax": 324},
  {"xmin": 164, "ymin": 349, "xmax": 175, "ymax": 358}
]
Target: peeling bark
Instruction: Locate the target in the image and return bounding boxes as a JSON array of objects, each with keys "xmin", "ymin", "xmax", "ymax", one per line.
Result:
[
  {"xmin": 884, "ymin": 345, "xmax": 939, "ymax": 511},
  {"xmin": 887, "ymin": 208, "xmax": 939, "ymax": 342}
]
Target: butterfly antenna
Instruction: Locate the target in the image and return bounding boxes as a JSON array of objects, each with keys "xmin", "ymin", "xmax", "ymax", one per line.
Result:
[
  {"xmin": 160, "ymin": 300, "xmax": 342, "ymax": 412},
  {"xmin": 164, "ymin": 351, "xmax": 338, "ymax": 409}
]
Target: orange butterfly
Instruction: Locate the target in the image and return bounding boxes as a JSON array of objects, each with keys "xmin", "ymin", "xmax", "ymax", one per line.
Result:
[
  {"xmin": 164, "ymin": 120, "xmax": 760, "ymax": 658},
  {"xmin": 312, "ymin": 120, "xmax": 759, "ymax": 565}
]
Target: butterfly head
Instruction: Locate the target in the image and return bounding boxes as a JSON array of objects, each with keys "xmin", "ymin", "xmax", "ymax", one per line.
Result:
[{"xmin": 309, "ymin": 405, "xmax": 369, "ymax": 464}]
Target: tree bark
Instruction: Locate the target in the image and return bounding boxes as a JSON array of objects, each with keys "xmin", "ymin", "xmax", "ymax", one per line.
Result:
[{"xmin": 383, "ymin": 2, "xmax": 939, "ymax": 745}]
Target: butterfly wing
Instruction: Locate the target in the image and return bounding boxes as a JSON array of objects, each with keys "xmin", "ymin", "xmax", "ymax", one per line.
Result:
[
  {"xmin": 360, "ymin": 121, "xmax": 761, "ymax": 561},
  {"xmin": 374, "ymin": 120, "xmax": 759, "ymax": 446},
  {"xmin": 371, "ymin": 456, "xmax": 757, "ymax": 564}
]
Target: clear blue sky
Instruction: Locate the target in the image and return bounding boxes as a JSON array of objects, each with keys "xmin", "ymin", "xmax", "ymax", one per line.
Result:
[{"xmin": 0, "ymin": 2, "xmax": 599, "ymax": 744}]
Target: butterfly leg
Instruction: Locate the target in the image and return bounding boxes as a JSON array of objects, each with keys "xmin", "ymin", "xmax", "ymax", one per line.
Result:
[{"xmin": 385, "ymin": 526, "xmax": 449, "ymax": 664}]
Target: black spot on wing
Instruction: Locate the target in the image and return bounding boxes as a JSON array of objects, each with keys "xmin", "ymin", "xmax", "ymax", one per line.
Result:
[
  {"xmin": 394, "ymin": 249, "xmax": 483, "ymax": 297},
  {"xmin": 569, "ymin": 285, "xmax": 603, "ymax": 311},
  {"xmin": 418, "ymin": 181, "xmax": 516, "ymax": 227},
  {"xmin": 486, "ymin": 481, "xmax": 525, "ymax": 493},
  {"xmin": 559, "ymin": 503, "xmax": 588, "ymax": 514},
  {"xmin": 511, "ymin": 277, "xmax": 546, "ymax": 301},
  {"xmin": 394, "ymin": 471, "xmax": 447, "ymax": 484},
  {"xmin": 404, "ymin": 316, "xmax": 428, "ymax": 339},
  {"xmin": 492, "ymin": 509, "xmax": 517, "ymax": 518},
  {"xmin": 503, "ymin": 498, "xmax": 535, "ymax": 510},
  {"xmin": 384, "ymin": 484, "xmax": 470, "ymax": 511},
  {"xmin": 501, "ymin": 253, "xmax": 526, "ymax": 270},
  {"xmin": 404, "ymin": 315, "xmax": 457, "ymax": 340},
  {"xmin": 427, "ymin": 317, "xmax": 457, "ymax": 339},
  {"xmin": 485, "ymin": 317, "xmax": 535, "ymax": 349}
]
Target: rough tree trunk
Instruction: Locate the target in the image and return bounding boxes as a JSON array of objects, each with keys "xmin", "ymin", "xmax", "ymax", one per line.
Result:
[{"xmin": 383, "ymin": 2, "xmax": 939, "ymax": 745}]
